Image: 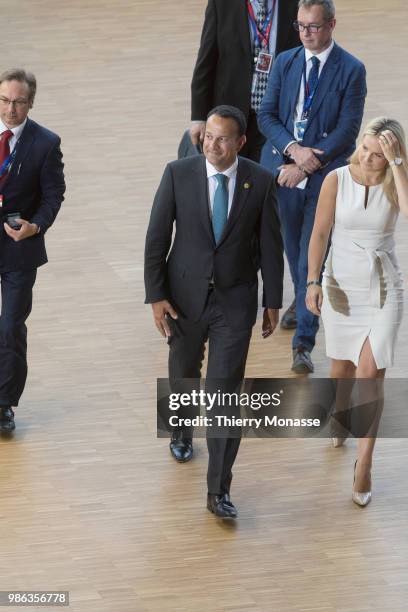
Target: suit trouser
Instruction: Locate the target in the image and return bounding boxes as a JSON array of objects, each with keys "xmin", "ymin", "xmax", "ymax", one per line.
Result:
[
  {"xmin": 0, "ymin": 269, "xmax": 37, "ymax": 407},
  {"xmin": 277, "ymin": 185, "xmax": 319, "ymax": 351},
  {"xmin": 168, "ymin": 289, "xmax": 252, "ymax": 495}
]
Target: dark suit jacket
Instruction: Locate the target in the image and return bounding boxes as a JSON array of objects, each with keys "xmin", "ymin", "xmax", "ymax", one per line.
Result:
[
  {"xmin": 0, "ymin": 118, "xmax": 65, "ymax": 272},
  {"xmin": 177, "ymin": 129, "xmax": 202, "ymax": 159},
  {"xmin": 191, "ymin": 0, "xmax": 300, "ymax": 121},
  {"xmin": 258, "ymin": 43, "xmax": 367, "ymax": 195},
  {"xmin": 144, "ymin": 155, "xmax": 284, "ymax": 330}
]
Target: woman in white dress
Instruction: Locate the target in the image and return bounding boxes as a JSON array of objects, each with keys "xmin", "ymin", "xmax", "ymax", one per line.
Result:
[{"xmin": 306, "ymin": 117, "xmax": 408, "ymax": 506}]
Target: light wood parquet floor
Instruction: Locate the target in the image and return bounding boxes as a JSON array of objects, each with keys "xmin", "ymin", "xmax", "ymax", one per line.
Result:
[{"xmin": 0, "ymin": 1, "xmax": 408, "ymax": 611}]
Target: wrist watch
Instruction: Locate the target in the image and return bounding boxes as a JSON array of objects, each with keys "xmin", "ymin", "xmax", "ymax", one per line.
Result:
[{"xmin": 390, "ymin": 157, "xmax": 403, "ymax": 167}]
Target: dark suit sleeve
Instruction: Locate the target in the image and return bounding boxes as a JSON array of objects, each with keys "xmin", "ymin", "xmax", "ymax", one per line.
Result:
[
  {"xmin": 313, "ymin": 62, "xmax": 367, "ymax": 163},
  {"xmin": 257, "ymin": 53, "xmax": 296, "ymax": 154},
  {"xmin": 30, "ymin": 138, "xmax": 65, "ymax": 233},
  {"xmin": 191, "ymin": 0, "xmax": 218, "ymax": 121},
  {"xmin": 258, "ymin": 178, "xmax": 284, "ymax": 309},
  {"xmin": 144, "ymin": 164, "xmax": 176, "ymax": 304},
  {"xmin": 275, "ymin": 0, "xmax": 300, "ymax": 55}
]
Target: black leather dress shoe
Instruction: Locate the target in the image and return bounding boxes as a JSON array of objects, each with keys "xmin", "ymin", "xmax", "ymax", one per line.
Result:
[
  {"xmin": 169, "ymin": 432, "xmax": 193, "ymax": 462},
  {"xmin": 0, "ymin": 406, "xmax": 15, "ymax": 433},
  {"xmin": 207, "ymin": 494, "xmax": 238, "ymax": 519},
  {"xmin": 280, "ymin": 299, "xmax": 297, "ymax": 330},
  {"xmin": 220, "ymin": 493, "xmax": 238, "ymax": 515},
  {"xmin": 291, "ymin": 346, "xmax": 314, "ymax": 374}
]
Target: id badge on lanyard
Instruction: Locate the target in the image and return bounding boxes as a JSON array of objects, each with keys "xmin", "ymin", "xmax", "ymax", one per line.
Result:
[
  {"xmin": 295, "ymin": 62, "xmax": 319, "ymax": 142},
  {"xmin": 295, "ymin": 119, "xmax": 308, "ymax": 142},
  {"xmin": 248, "ymin": 0, "xmax": 276, "ymax": 77},
  {"xmin": 255, "ymin": 51, "xmax": 274, "ymax": 74}
]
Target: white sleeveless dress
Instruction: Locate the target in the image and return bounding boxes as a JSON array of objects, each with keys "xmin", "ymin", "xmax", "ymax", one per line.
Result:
[{"xmin": 321, "ymin": 165, "xmax": 404, "ymax": 369}]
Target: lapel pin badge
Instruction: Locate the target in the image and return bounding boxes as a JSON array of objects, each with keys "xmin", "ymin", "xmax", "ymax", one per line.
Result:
[{"xmin": 244, "ymin": 182, "xmax": 251, "ymax": 189}]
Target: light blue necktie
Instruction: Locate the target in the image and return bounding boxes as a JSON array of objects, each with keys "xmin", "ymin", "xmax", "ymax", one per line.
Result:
[{"xmin": 212, "ymin": 173, "xmax": 228, "ymax": 244}]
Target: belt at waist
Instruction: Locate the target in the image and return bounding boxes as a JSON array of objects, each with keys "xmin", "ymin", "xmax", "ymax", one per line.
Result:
[
  {"xmin": 362, "ymin": 246, "xmax": 401, "ymax": 308},
  {"xmin": 330, "ymin": 228, "xmax": 400, "ymax": 308},
  {"xmin": 326, "ymin": 244, "xmax": 401, "ymax": 308}
]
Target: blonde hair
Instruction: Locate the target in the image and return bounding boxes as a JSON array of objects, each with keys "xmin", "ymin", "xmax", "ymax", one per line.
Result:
[{"xmin": 350, "ymin": 117, "xmax": 407, "ymax": 207}]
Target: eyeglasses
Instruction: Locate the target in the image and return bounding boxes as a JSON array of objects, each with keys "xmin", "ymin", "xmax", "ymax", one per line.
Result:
[
  {"xmin": 0, "ymin": 96, "xmax": 29, "ymax": 107},
  {"xmin": 293, "ymin": 20, "xmax": 331, "ymax": 33}
]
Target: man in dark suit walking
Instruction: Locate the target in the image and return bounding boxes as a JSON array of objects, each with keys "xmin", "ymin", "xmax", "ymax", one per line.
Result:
[
  {"xmin": 190, "ymin": 0, "xmax": 300, "ymax": 164},
  {"xmin": 145, "ymin": 106, "xmax": 283, "ymax": 518},
  {"xmin": 258, "ymin": 0, "xmax": 366, "ymax": 374},
  {"xmin": 0, "ymin": 68, "xmax": 65, "ymax": 432}
]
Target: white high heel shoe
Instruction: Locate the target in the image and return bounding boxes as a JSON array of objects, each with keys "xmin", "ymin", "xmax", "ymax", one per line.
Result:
[
  {"xmin": 352, "ymin": 460, "xmax": 372, "ymax": 507},
  {"xmin": 332, "ymin": 437, "xmax": 346, "ymax": 448}
]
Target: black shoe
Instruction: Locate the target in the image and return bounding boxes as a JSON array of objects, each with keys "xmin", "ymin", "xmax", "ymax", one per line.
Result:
[
  {"xmin": 280, "ymin": 299, "xmax": 297, "ymax": 330},
  {"xmin": 220, "ymin": 493, "xmax": 238, "ymax": 516},
  {"xmin": 207, "ymin": 493, "xmax": 238, "ymax": 519},
  {"xmin": 0, "ymin": 406, "xmax": 15, "ymax": 433},
  {"xmin": 291, "ymin": 346, "xmax": 314, "ymax": 374},
  {"xmin": 169, "ymin": 432, "xmax": 193, "ymax": 462}
]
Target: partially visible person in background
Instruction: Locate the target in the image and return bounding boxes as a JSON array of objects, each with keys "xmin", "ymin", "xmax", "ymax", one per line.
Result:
[
  {"xmin": 258, "ymin": 0, "xmax": 366, "ymax": 372},
  {"xmin": 190, "ymin": 0, "xmax": 299, "ymax": 162},
  {"xmin": 190, "ymin": 0, "xmax": 299, "ymax": 328}
]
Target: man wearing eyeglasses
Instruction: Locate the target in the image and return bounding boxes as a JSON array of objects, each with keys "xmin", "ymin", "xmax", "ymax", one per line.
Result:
[
  {"xmin": 0, "ymin": 68, "xmax": 65, "ymax": 432},
  {"xmin": 258, "ymin": 0, "xmax": 366, "ymax": 374}
]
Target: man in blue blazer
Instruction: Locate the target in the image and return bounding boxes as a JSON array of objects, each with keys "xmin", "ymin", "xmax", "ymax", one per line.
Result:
[
  {"xmin": 258, "ymin": 0, "xmax": 366, "ymax": 373},
  {"xmin": 0, "ymin": 69, "xmax": 65, "ymax": 432}
]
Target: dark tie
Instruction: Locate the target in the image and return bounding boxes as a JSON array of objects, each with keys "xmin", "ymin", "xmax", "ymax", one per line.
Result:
[
  {"xmin": 307, "ymin": 56, "xmax": 320, "ymax": 102},
  {"xmin": 0, "ymin": 129, "xmax": 13, "ymax": 172},
  {"xmin": 212, "ymin": 174, "xmax": 228, "ymax": 244},
  {"xmin": 250, "ymin": 1, "xmax": 269, "ymax": 112}
]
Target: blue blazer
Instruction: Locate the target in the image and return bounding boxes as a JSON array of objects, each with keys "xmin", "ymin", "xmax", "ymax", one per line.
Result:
[
  {"xmin": 0, "ymin": 118, "xmax": 65, "ymax": 272},
  {"xmin": 258, "ymin": 42, "xmax": 367, "ymax": 195}
]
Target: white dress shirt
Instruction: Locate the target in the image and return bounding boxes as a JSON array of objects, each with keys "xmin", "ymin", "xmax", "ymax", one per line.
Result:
[
  {"xmin": 0, "ymin": 118, "xmax": 27, "ymax": 153},
  {"xmin": 206, "ymin": 158, "xmax": 238, "ymax": 217},
  {"xmin": 283, "ymin": 40, "xmax": 334, "ymax": 189},
  {"xmin": 293, "ymin": 40, "xmax": 335, "ymax": 133}
]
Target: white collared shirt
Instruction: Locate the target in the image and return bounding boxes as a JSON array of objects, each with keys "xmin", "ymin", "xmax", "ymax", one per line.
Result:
[
  {"xmin": 0, "ymin": 118, "xmax": 27, "ymax": 153},
  {"xmin": 206, "ymin": 158, "xmax": 238, "ymax": 217},
  {"xmin": 282, "ymin": 40, "xmax": 334, "ymax": 189},
  {"xmin": 294, "ymin": 40, "xmax": 335, "ymax": 131}
]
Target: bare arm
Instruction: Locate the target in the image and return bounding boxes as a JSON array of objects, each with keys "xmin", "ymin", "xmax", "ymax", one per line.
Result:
[
  {"xmin": 306, "ymin": 171, "xmax": 337, "ymax": 315},
  {"xmin": 378, "ymin": 130, "xmax": 408, "ymax": 217},
  {"xmin": 392, "ymin": 163, "xmax": 408, "ymax": 217}
]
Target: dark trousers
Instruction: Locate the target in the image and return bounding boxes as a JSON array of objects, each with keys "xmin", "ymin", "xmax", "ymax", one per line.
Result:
[
  {"xmin": 0, "ymin": 269, "xmax": 37, "ymax": 407},
  {"xmin": 168, "ymin": 290, "xmax": 252, "ymax": 495},
  {"xmin": 277, "ymin": 185, "xmax": 319, "ymax": 351},
  {"xmin": 240, "ymin": 110, "xmax": 266, "ymax": 163}
]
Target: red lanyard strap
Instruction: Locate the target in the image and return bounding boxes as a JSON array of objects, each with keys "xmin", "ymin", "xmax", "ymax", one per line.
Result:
[{"xmin": 247, "ymin": 0, "xmax": 277, "ymax": 49}]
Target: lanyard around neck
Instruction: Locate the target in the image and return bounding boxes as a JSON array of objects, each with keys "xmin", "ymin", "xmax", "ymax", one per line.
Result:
[{"xmin": 247, "ymin": 0, "xmax": 277, "ymax": 50}]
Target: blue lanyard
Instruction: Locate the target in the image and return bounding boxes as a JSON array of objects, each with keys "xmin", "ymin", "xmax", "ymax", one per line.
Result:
[
  {"xmin": 0, "ymin": 146, "xmax": 17, "ymax": 179},
  {"xmin": 302, "ymin": 60, "xmax": 320, "ymax": 117}
]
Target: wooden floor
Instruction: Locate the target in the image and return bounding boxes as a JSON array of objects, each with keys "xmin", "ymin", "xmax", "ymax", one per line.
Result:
[{"xmin": 1, "ymin": 1, "xmax": 408, "ymax": 610}]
